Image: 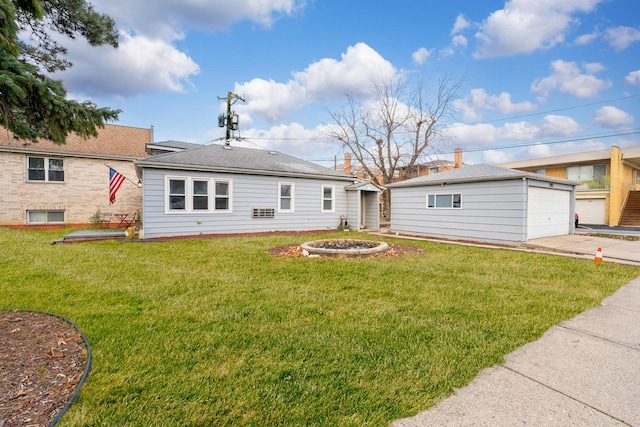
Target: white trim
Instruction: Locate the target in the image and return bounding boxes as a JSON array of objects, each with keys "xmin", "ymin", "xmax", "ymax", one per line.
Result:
[
  {"xmin": 321, "ymin": 184, "xmax": 335, "ymax": 212},
  {"xmin": 26, "ymin": 155, "xmax": 65, "ymax": 183},
  {"xmin": 278, "ymin": 182, "xmax": 295, "ymax": 213},
  {"xmin": 165, "ymin": 176, "xmax": 233, "ymax": 214}
]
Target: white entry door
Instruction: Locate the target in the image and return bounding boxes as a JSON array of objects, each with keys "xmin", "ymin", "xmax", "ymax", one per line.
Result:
[{"xmin": 527, "ymin": 187, "xmax": 571, "ymax": 239}]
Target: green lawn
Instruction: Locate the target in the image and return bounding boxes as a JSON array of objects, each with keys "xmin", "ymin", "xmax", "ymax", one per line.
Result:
[{"xmin": 1, "ymin": 228, "xmax": 638, "ymax": 426}]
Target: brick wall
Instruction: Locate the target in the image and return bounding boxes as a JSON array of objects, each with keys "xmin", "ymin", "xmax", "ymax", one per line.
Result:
[
  {"xmin": 0, "ymin": 124, "xmax": 152, "ymax": 226},
  {"xmin": 0, "ymin": 154, "xmax": 143, "ymax": 225}
]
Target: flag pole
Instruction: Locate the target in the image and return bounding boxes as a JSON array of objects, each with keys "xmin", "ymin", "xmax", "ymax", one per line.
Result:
[{"xmin": 104, "ymin": 164, "xmax": 141, "ymax": 187}]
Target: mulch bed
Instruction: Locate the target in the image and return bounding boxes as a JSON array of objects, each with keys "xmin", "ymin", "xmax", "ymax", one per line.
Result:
[
  {"xmin": 0, "ymin": 312, "xmax": 89, "ymax": 427},
  {"xmin": 267, "ymin": 243, "xmax": 424, "ymax": 258}
]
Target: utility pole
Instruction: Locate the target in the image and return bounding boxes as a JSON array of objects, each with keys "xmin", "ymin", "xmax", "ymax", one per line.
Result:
[{"xmin": 217, "ymin": 91, "xmax": 245, "ymax": 144}]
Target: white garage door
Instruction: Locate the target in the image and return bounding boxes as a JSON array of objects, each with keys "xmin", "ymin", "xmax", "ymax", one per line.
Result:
[
  {"xmin": 576, "ymin": 198, "xmax": 606, "ymax": 225},
  {"xmin": 527, "ymin": 187, "xmax": 571, "ymax": 240}
]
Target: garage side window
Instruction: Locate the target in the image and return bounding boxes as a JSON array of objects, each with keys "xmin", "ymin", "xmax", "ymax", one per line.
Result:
[{"xmin": 427, "ymin": 193, "xmax": 462, "ymax": 209}]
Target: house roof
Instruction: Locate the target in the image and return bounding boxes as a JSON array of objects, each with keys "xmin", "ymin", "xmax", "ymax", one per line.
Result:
[
  {"xmin": 498, "ymin": 146, "xmax": 640, "ymax": 170},
  {"xmin": 0, "ymin": 124, "xmax": 152, "ymax": 159},
  {"xmin": 386, "ymin": 164, "xmax": 577, "ymax": 188},
  {"xmin": 136, "ymin": 143, "xmax": 356, "ymax": 181},
  {"xmin": 146, "ymin": 140, "xmax": 204, "ymax": 152}
]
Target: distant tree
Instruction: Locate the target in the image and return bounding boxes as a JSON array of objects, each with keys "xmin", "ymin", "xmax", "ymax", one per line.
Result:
[
  {"xmin": 0, "ymin": 0, "xmax": 120, "ymax": 144},
  {"xmin": 324, "ymin": 75, "xmax": 461, "ymax": 219}
]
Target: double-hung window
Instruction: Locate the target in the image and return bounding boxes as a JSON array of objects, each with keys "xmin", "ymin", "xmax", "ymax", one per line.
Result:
[
  {"xmin": 27, "ymin": 156, "xmax": 64, "ymax": 182},
  {"xmin": 278, "ymin": 182, "xmax": 294, "ymax": 212},
  {"xmin": 214, "ymin": 180, "xmax": 230, "ymax": 211},
  {"xmin": 167, "ymin": 177, "xmax": 232, "ymax": 212},
  {"xmin": 322, "ymin": 185, "xmax": 335, "ymax": 212},
  {"xmin": 193, "ymin": 180, "xmax": 209, "ymax": 210},
  {"xmin": 427, "ymin": 193, "xmax": 462, "ymax": 209},
  {"xmin": 169, "ymin": 178, "xmax": 186, "ymax": 211}
]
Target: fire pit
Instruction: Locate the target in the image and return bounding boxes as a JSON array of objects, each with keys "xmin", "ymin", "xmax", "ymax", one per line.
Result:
[{"xmin": 300, "ymin": 239, "xmax": 389, "ymax": 257}]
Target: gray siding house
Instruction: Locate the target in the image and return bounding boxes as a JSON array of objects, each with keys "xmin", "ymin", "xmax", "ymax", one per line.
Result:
[
  {"xmin": 135, "ymin": 144, "xmax": 382, "ymax": 239},
  {"xmin": 387, "ymin": 164, "xmax": 577, "ymax": 245}
]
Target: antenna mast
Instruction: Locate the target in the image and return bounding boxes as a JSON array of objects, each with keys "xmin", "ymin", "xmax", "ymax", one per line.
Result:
[{"xmin": 217, "ymin": 91, "xmax": 245, "ymax": 145}]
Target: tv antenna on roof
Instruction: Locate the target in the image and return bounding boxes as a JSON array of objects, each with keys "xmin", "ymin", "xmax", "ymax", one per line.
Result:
[{"xmin": 217, "ymin": 91, "xmax": 245, "ymax": 145}]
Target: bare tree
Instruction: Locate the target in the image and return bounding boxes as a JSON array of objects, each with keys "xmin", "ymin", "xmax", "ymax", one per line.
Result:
[{"xmin": 324, "ymin": 74, "xmax": 462, "ymax": 219}]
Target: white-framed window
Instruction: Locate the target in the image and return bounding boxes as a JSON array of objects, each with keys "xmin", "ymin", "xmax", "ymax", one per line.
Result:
[
  {"xmin": 214, "ymin": 180, "xmax": 231, "ymax": 211},
  {"xmin": 168, "ymin": 178, "xmax": 186, "ymax": 211},
  {"xmin": 427, "ymin": 193, "xmax": 462, "ymax": 209},
  {"xmin": 322, "ymin": 185, "xmax": 335, "ymax": 212},
  {"xmin": 278, "ymin": 182, "xmax": 294, "ymax": 212},
  {"xmin": 192, "ymin": 180, "xmax": 209, "ymax": 211},
  {"xmin": 27, "ymin": 210, "xmax": 65, "ymax": 224},
  {"xmin": 27, "ymin": 156, "xmax": 64, "ymax": 182},
  {"xmin": 166, "ymin": 177, "xmax": 232, "ymax": 213}
]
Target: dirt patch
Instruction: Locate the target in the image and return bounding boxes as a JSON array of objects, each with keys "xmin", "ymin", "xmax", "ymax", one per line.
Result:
[
  {"xmin": 267, "ymin": 243, "xmax": 424, "ymax": 258},
  {"xmin": 0, "ymin": 312, "xmax": 89, "ymax": 427}
]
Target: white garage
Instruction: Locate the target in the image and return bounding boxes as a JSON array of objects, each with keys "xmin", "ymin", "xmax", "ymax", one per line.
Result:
[
  {"xmin": 576, "ymin": 198, "xmax": 606, "ymax": 225},
  {"xmin": 527, "ymin": 187, "xmax": 572, "ymax": 239},
  {"xmin": 388, "ymin": 165, "xmax": 577, "ymax": 245}
]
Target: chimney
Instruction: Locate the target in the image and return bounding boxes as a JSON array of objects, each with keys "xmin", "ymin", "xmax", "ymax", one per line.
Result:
[
  {"xmin": 454, "ymin": 147, "xmax": 462, "ymax": 169},
  {"xmin": 344, "ymin": 152, "xmax": 352, "ymax": 175}
]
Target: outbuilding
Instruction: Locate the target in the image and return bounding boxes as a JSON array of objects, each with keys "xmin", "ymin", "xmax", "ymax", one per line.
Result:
[{"xmin": 387, "ymin": 164, "xmax": 577, "ymax": 245}]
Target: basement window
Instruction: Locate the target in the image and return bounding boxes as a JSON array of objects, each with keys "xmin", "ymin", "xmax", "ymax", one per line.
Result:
[{"xmin": 27, "ymin": 210, "xmax": 65, "ymax": 224}]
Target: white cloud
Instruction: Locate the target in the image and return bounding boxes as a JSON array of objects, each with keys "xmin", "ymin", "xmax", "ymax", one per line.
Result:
[
  {"xmin": 232, "ymin": 122, "xmax": 334, "ymax": 159},
  {"xmin": 497, "ymin": 121, "xmax": 540, "ymax": 141},
  {"xmin": 448, "ymin": 123, "xmax": 498, "ymax": 146},
  {"xmin": 525, "ymin": 143, "xmax": 554, "ymax": 159},
  {"xmin": 235, "ymin": 43, "xmax": 398, "ymax": 123},
  {"xmin": 604, "ymin": 26, "xmax": 640, "ymax": 51},
  {"xmin": 451, "ymin": 14, "xmax": 471, "ymax": 35},
  {"xmin": 412, "ymin": 47, "xmax": 433, "ymax": 65},
  {"xmin": 531, "ymin": 60, "xmax": 612, "ymax": 100},
  {"xmin": 593, "ymin": 106, "xmax": 634, "ymax": 128},
  {"xmin": 56, "ymin": 0, "xmax": 303, "ymax": 96},
  {"xmin": 483, "ymin": 150, "xmax": 514, "ymax": 164},
  {"xmin": 625, "ymin": 70, "xmax": 640, "ymax": 86},
  {"xmin": 451, "ymin": 35, "xmax": 468, "ymax": 47},
  {"xmin": 454, "ymin": 88, "xmax": 537, "ymax": 121},
  {"xmin": 573, "ymin": 29, "xmax": 600, "ymax": 45},
  {"xmin": 539, "ymin": 115, "xmax": 581, "ymax": 136},
  {"xmin": 91, "ymin": 0, "xmax": 302, "ymax": 39},
  {"xmin": 61, "ymin": 32, "xmax": 200, "ymax": 97},
  {"xmin": 473, "ymin": 0, "xmax": 603, "ymax": 58}
]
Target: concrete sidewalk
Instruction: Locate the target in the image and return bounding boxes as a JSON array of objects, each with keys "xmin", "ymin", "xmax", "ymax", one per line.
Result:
[{"xmin": 391, "ymin": 276, "xmax": 640, "ymax": 427}]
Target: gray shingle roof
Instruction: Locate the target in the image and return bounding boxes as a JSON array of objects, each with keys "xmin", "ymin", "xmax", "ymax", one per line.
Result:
[
  {"xmin": 136, "ymin": 143, "xmax": 353, "ymax": 180},
  {"xmin": 387, "ymin": 164, "xmax": 576, "ymax": 188},
  {"xmin": 148, "ymin": 140, "xmax": 204, "ymax": 150}
]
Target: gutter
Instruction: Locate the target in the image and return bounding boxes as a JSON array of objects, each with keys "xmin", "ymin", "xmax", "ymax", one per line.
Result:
[{"xmin": 135, "ymin": 161, "xmax": 356, "ymax": 182}]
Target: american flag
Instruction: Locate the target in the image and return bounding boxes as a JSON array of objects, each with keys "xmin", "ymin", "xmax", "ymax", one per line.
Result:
[{"xmin": 109, "ymin": 167, "xmax": 125, "ymax": 204}]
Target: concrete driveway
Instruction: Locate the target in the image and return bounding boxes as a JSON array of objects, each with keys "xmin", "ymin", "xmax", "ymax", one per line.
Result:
[{"xmin": 526, "ymin": 233, "xmax": 640, "ymax": 266}]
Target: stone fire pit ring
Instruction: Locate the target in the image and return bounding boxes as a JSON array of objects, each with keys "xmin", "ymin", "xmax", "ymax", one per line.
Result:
[{"xmin": 300, "ymin": 239, "xmax": 389, "ymax": 258}]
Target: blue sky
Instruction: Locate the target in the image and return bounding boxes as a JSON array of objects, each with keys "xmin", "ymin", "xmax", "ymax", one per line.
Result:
[{"xmin": 52, "ymin": 0, "xmax": 640, "ymax": 167}]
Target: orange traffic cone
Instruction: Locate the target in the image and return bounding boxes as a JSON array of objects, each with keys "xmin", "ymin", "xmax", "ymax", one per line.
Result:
[{"xmin": 594, "ymin": 247, "xmax": 603, "ymax": 264}]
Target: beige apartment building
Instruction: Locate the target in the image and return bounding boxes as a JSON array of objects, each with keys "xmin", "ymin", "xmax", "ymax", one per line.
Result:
[{"xmin": 500, "ymin": 146, "xmax": 640, "ymax": 226}]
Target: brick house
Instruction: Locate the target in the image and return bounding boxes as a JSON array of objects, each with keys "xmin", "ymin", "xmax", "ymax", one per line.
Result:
[
  {"xmin": 0, "ymin": 124, "xmax": 153, "ymax": 227},
  {"xmin": 499, "ymin": 146, "xmax": 640, "ymax": 226}
]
